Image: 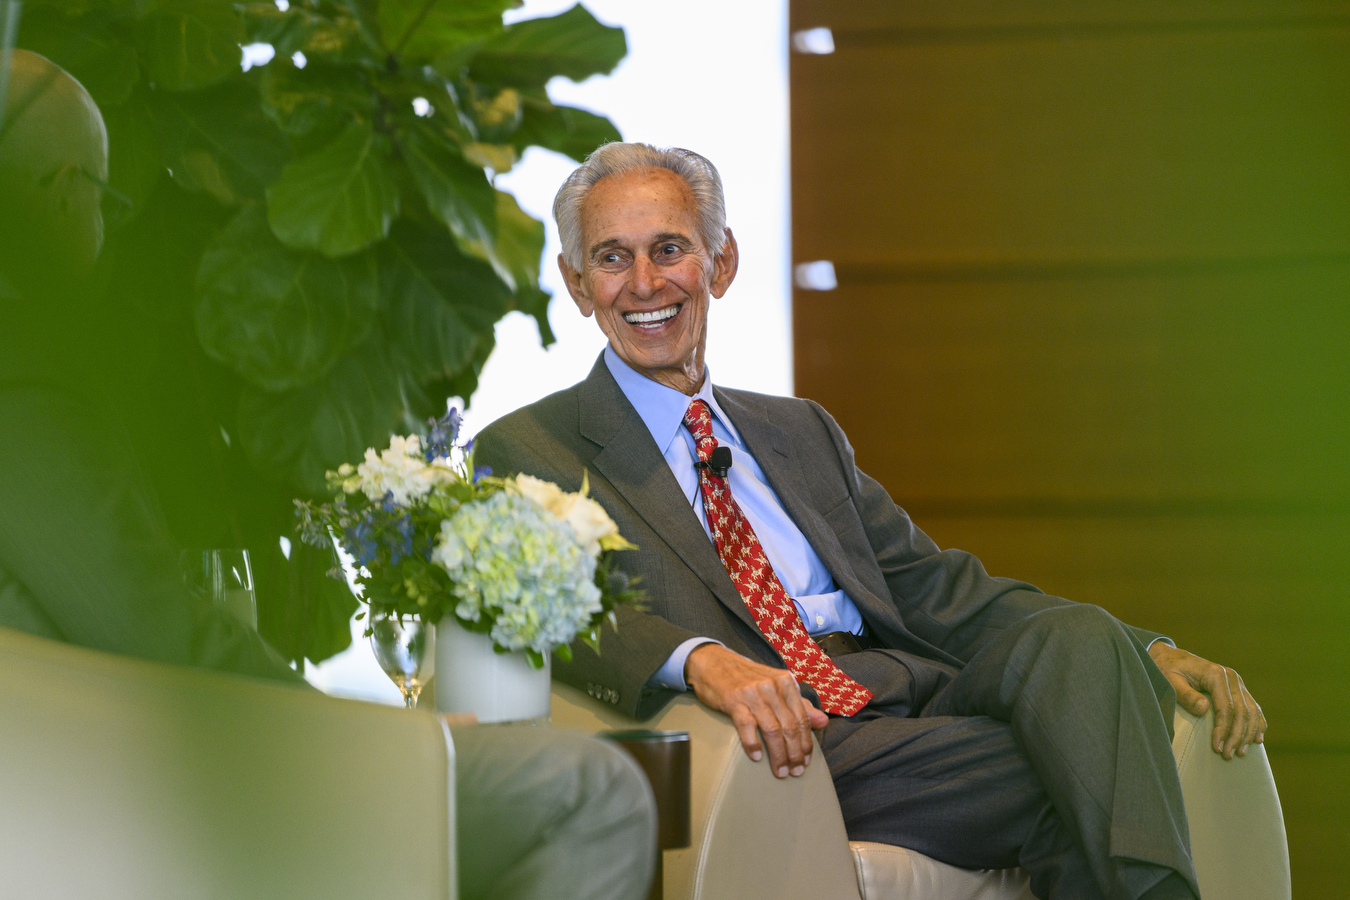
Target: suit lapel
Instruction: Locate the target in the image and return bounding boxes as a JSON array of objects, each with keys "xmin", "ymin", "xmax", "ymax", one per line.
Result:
[{"xmin": 580, "ymin": 360, "xmax": 760, "ymax": 633}]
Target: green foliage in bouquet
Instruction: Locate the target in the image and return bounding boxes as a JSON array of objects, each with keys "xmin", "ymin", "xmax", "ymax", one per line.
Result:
[
  {"xmin": 295, "ymin": 409, "xmax": 644, "ymax": 668},
  {"xmin": 14, "ymin": 0, "xmax": 624, "ymax": 666}
]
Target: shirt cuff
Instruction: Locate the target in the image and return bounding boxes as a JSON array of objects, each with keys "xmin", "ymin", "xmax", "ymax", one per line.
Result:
[
  {"xmin": 652, "ymin": 637, "xmax": 724, "ymax": 691},
  {"xmin": 1145, "ymin": 636, "xmax": 1176, "ymax": 652}
]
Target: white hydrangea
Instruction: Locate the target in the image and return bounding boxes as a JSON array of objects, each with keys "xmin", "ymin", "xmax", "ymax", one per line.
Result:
[
  {"xmin": 431, "ymin": 492, "xmax": 602, "ymax": 654},
  {"xmin": 344, "ymin": 434, "xmax": 454, "ymax": 506}
]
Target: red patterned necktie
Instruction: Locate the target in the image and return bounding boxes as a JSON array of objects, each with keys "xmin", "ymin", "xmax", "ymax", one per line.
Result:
[{"xmin": 683, "ymin": 399, "xmax": 872, "ymax": 717}]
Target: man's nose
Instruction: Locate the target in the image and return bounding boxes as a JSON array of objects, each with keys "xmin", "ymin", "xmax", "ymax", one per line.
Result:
[{"xmin": 629, "ymin": 256, "xmax": 665, "ymax": 297}]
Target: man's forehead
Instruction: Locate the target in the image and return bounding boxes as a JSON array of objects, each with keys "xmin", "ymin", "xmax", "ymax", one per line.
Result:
[{"xmin": 579, "ymin": 168, "xmax": 698, "ymax": 249}]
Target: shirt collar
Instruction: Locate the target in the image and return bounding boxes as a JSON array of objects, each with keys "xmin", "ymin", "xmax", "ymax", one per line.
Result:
[{"xmin": 603, "ymin": 345, "xmax": 742, "ymax": 452}]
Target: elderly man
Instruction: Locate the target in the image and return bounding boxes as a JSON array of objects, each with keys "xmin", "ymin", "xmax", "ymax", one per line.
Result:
[
  {"xmin": 474, "ymin": 142, "xmax": 1267, "ymax": 900},
  {"xmin": 0, "ymin": 49, "xmax": 656, "ymax": 900}
]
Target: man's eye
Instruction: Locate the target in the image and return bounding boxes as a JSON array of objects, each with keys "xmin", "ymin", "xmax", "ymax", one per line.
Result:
[{"xmin": 661, "ymin": 244, "xmax": 679, "ymax": 255}]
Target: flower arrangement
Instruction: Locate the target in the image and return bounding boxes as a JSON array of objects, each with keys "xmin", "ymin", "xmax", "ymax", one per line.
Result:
[{"xmin": 294, "ymin": 408, "xmax": 642, "ymax": 667}]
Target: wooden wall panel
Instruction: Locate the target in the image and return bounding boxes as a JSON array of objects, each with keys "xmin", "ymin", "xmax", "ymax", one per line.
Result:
[
  {"xmin": 789, "ymin": 1, "xmax": 1350, "ymax": 894},
  {"xmin": 796, "ymin": 267, "xmax": 1350, "ymax": 508},
  {"xmin": 792, "ymin": 15, "xmax": 1350, "ymax": 264}
]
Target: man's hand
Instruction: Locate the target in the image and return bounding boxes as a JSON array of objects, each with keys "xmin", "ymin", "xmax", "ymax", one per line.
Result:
[
  {"xmin": 684, "ymin": 643, "xmax": 830, "ymax": 778},
  {"xmin": 1148, "ymin": 643, "xmax": 1266, "ymax": 760}
]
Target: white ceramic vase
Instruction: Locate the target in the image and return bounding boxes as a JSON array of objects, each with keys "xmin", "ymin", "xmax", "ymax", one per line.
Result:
[{"xmin": 433, "ymin": 618, "xmax": 551, "ymax": 723}]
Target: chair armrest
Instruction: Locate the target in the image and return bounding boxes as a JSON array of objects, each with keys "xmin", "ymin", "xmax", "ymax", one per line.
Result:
[
  {"xmin": 552, "ymin": 682, "xmax": 861, "ymax": 900},
  {"xmin": 1171, "ymin": 708, "xmax": 1290, "ymax": 899}
]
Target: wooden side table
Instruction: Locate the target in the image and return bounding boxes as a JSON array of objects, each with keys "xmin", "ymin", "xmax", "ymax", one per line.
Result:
[{"xmin": 602, "ymin": 729, "xmax": 691, "ymax": 900}]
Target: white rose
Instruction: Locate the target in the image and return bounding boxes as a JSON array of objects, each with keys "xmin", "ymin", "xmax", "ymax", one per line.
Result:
[
  {"xmin": 554, "ymin": 493, "xmax": 619, "ymax": 557},
  {"xmin": 513, "ymin": 474, "xmax": 569, "ymax": 515}
]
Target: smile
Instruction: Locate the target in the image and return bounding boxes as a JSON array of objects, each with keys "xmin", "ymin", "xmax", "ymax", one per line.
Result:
[{"xmin": 623, "ymin": 304, "xmax": 680, "ymax": 327}]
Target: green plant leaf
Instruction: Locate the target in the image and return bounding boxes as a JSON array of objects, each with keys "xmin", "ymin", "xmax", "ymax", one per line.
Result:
[
  {"xmin": 491, "ymin": 189, "xmax": 545, "ymax": 296},
  {"xmin": 436, "ymin": 324, "xmax": 495, "ymax": 410},
  {"xmin": 463, "ymin": 84, "xmax": 521, "ymax": 142},
  {"xmin": 333, "ymin": 0, "xmax": 386, "ymax": 53},
  {"xmin": 150, "ymin": 81, "xmax": 291, "ymax": 206},
  {"xmin": 512, "ymin": 99, "xmax": 620, "ymax": 162},
  {"xmin": 378, "ymin": 0, "xmax": 512, "ymax": 64},
  {"xmin": 514, "ymin": 282, "xmax": 555, "ymax": 346},
  {"xmin": 266, "ymin": 122, "xmax": 400, "ymax": 257},
  {"xmin": 252, "ymin": 509, "xmax": 359, "ymax": 664},
  {"xmin": 468, "ymin": 4, "xmax": 625, "ymax": 87},
  {"xmin": 241, "ymin": 2, "xmax": 374, "ymax": 65},
  {"xmin": 196, "ymin": 204, "xmax": 380, "ymax": 391},
  {"xmin": 381, "ymin": 219, "xmax": 489, "ymax": 379},
  {"xmin": 101, "ymin": 93, "xmax": 164, "ymax": 225},
  {"xmin": 402, "ymin": 121, "xmax": 497, "ymax": 256},
  {"xmin": 236, "ymin": 335, "xmax": 410, "ymax": 494},
  {"xmin": 259, "ymin": 60, "xmax": 371, "ymax": 147},
  {"xmin": 136, "ymin": 0, "xmax": 244, "ymax": 92},
  {"xmin": 16, "ymin": 6, "xmax": 141, "ymax": 107}
]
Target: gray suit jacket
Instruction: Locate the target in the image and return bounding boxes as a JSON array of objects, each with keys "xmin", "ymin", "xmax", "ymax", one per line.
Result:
[{"xmin": 475, "ymin": 355, "xmax": 1160, "ymax": 720}]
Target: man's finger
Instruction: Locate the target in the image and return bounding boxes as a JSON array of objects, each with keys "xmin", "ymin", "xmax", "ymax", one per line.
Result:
[
  {"xmin": 1206, "ymin": 665, "xmax": 1249, "ymax": 759},
  {"xmin": 729, "ymin": 707, "xmax": 765, "ymax": 762},
  {"xmin": 756, "ymin": 681, "xmax": 808, "ymax": 777},
  {"xmin": 1235, "ymin": 677, "xmax": 1261, "ymax": 756},
  {"xmin": 773, "ymin": 675, "xmax": 813, "ymax": 775}
]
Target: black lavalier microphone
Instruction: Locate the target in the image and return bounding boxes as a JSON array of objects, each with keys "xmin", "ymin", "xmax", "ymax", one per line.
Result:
[{"xmin": 696, "ymin": 445, "xmax": 734, "ymax": 479}]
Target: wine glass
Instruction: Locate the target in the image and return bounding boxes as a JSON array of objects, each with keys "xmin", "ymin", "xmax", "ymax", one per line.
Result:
[
  {"xmin": 369, "ymin": 613, "xmax": 433, "ymax": 709},
  {"xmin": 183, "ymin": 549, "xmax": 257, "ymax": 630}
]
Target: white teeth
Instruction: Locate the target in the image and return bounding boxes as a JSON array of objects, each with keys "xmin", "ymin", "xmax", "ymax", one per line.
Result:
[{"xmin": 623, "ymin": 305, "xmax": 679, "ymax": 325}]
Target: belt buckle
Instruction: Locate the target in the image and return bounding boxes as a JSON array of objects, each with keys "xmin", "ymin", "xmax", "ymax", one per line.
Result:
[{"xmin": 814, "ymin": 631, "xmax": 863, "ymax": 658}]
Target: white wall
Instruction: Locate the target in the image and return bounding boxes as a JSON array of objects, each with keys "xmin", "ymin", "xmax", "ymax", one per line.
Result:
[{"xmin": 306, "ymin": 0, "xmax": 791, "ymax": 701}]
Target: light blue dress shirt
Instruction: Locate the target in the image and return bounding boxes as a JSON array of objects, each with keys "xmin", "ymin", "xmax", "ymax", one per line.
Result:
[{"xmin": 604, "ymin": 347, "xmax": 864, "ymax": 691}]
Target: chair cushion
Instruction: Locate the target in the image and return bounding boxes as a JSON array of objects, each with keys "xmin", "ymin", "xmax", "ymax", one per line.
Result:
[{"xmin": 849, "ymin": 842, "xmax": 1034, "ymax": 900}]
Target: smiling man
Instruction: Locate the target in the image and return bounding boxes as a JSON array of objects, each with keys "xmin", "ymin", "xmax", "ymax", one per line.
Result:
[{"xmin": 473, "ymin": 143, "xmax": 1266, "ymax": 900}]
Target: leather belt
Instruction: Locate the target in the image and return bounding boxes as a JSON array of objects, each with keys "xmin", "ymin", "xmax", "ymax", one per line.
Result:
[{"xmin": 812, "ymin": 631, "xmax": 878, "ymax": 658}]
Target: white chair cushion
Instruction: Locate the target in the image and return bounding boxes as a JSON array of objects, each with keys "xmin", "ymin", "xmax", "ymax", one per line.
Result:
[{"xmin": 850, "ymin": 841, "xmax": 1034, "ymax": 900}]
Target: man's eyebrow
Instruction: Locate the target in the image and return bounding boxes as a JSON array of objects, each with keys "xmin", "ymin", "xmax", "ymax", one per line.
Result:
[
  {"xmin": 652, "ymin": 232, "xmax": 694, "ymax": 245},
  {"xmin": 587, "ymin": 238, "xmax": 623, "ymax": 259}
]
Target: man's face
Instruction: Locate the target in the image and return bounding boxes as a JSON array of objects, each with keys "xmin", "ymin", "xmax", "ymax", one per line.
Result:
[{"xmin": 560, "ymin": 166, "xmax": 737, "ymax": 395}]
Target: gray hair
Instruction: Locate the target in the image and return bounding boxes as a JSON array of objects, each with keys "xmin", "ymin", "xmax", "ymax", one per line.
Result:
[{"xmin": 553, "ymin": 142, "xmax": 727, "ymax": 271}]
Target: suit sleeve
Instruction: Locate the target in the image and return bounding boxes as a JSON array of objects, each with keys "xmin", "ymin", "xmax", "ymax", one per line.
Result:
[
  {"xmin": 474, "ymin": 421, "xmax": 696, "ymax": 720},
  {"xmin": 806, "ymin": 401, "xmax": 1165, "ymax": 662}
]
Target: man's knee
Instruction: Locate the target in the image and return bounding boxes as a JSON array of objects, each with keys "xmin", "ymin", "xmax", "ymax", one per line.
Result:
[{"xmin": 1028, "ymin": 603, "xmax": 1129, "ymax": 649}]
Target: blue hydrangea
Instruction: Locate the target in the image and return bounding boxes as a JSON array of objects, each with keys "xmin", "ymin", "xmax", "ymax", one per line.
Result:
[{"xmin": 431, "ymin": 492, "xmax": 602, "ymax": 654}]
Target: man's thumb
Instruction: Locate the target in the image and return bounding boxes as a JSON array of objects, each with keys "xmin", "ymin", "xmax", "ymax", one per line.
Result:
[{"xmin": 1178, "ymin": 686, "xmax": 1210, "ymax": 715}]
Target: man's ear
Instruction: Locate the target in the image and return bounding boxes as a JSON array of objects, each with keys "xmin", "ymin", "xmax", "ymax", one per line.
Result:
[
  {"xmin": 558, "ymin": 253, "xmax": 594, "ymax": 317},
  {"xmin": 710, "ymin": 227, "xmax": 739, "ymax": 299}
]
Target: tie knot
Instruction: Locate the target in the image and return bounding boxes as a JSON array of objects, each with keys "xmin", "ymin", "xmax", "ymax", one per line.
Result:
[{"xmin": 682, "ymin": 399, "xmax": 717, "ymax": 459}]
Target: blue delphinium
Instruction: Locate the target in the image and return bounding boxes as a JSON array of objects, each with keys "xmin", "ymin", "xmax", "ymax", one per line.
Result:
[
  {"xmin": 425, "ymin": 407, "xmax": 462, "ymax": 461},
  {"xmin": 344, "ymin": 515, "xmax": 379, "ymax": 567},
  {"xmin": 386, "ymin": 512, "xmax": 415, "ymax": 565}
]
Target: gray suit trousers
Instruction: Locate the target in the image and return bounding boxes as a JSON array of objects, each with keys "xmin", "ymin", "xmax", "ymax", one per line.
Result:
[
  {"xmin": 822, "ymin": 605, "xmax": 1196, "ymax": 900},
  {"xmin": 453, "ymin": 724, "xmax": 658, "ymax": 900}
]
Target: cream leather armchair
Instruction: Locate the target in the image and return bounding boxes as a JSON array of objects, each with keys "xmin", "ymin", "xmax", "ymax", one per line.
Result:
[
  {"xmin": 0, "ymin": 626, "xmax": 456, "ymax": 900},
  {"xmin": 552, "ymin": 683, "xmax": 1290, "ymax": 900}
]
